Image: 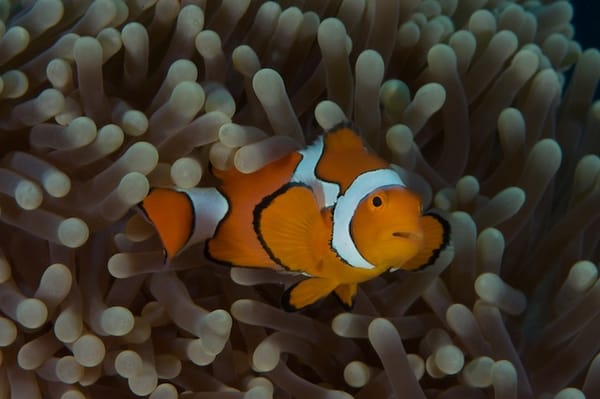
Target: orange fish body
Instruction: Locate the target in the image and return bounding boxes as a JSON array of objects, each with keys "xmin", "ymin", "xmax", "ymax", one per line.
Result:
[{"xmin": 140, "ymin": 126, "xmax": 450, "ymax": 311}]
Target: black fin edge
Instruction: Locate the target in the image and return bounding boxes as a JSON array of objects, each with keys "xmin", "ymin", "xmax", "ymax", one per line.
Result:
[
  {"xmin": 332, "ymin": 289, "xmax": 356, "ymax": 312},
  {"xmin": 412, "ymin": 212, "xmax": 452, "ymax": 271},
  {"xmin": 252, "ymin": 182, "xmax": 313, "ymax": 272},
  {"xmin": 281, "ymin": 280, "xmax": 303, "ymax": 312},
  {"xmin": 137, "ymin": 187, "xmax": 196, "ymax": 259}
]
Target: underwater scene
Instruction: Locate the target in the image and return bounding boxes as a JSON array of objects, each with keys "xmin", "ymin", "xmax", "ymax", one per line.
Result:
[{"xmin": 0, "ymin": 0, "xmax": 598, "ymax": 398}]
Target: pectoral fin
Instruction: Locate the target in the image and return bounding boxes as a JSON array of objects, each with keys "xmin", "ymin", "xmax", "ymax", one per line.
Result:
[
  {"xmin": 255, "ymin": 183, "xmax": 326, "ymax": 273},
  {"xmin": 333, "ymin": 284, "xmax": 358, "ymax": 311},
  {"xmin": 393, "ymin": 213, "xmax": 451, "ymax": 271},
  {"xmin": 281, "ymin": 278, "xmax": 338, "ymax": 312}
]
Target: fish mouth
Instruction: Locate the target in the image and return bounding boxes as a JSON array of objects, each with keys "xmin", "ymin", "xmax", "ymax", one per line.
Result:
[{"xmin": 392, "ymin": 232, "xmax": 423, "ymax": 241}]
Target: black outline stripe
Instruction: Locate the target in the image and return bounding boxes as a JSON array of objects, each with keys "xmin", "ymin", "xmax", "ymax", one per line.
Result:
[
  {"xmin": 138, "ymin": 187, "xmax": 196, "ymax": 259},
  {"xmin": 326, "ymin": 203, "xmax": 346, "ymax": 264},
  {"xmin": 203, "ymin": 186, "xmax": 236, "ymax": 267},
  {"xmin": 252, "ymin": 182, "xmax": 314, "ymax": 272},
  {"xmin": 184, "ymin": 192, "xmax": 196, "ymax": 248},
  {"xmin": 332, "ymin": 287, "xmax": 357, "ymax": 311},
  {"xmin": 281, "ymin": 280, "xmax": 302, "ymax": 312},
  {"xmin": 325, "ymin": 120, "xmax": 358, "ymax": 136},
  {"xmin": 411, "ymin": 212, "xmax": 452, "ymax": 271},
  {"xmin": 314, "ymin": 121, "xmax": 360, "ymax": 186},
  {"xmin": 137, "ymin": 188, "xmax": 152, "ymax": 219},
  {"xmin": 205, "ymin": 155, "xmax": 306, "ymax": 270},
  {"xmin": 137, "ymin": 188, "xmax": 165, "ymax": 261}
]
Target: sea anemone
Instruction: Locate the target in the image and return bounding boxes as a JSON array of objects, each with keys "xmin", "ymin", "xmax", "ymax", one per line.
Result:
[{"xmin": 0, "ymin": 0, "xmax": 598, "ymax": 398}]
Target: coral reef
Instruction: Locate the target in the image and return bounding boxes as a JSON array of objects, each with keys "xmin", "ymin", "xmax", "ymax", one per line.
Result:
[{"xmin": 0, "ymin": 0, "xmax": 598, "ymax": 398}]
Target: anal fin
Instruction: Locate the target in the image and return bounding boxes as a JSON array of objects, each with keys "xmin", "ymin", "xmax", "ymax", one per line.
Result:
[
  {"xmin": 333, "ymin": 284, "xmax": 358, "ymax": 311},
  {"xmin": 281, "ymin": 278, "xmax": 338, "ymax": 311}
]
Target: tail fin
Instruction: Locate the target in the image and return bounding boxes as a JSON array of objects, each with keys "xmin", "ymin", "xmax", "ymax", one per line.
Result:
[{"xmin": 139, "ymin": 188, "xmax": 194, "ymax": 258}]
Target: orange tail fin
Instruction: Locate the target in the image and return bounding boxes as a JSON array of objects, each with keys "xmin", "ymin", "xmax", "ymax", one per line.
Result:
[{"xmin": 139, "ymin": 188, "xmax": 194, "ymax": 258}]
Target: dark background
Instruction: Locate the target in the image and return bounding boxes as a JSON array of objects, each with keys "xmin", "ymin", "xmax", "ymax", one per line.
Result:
[
  {"xmin": 572, "ymin": 1, "xmax": 599, "ymax": 50},
  {"xmin": 571, "ymin": 1, "xmax": 599, "ymax": 99}
]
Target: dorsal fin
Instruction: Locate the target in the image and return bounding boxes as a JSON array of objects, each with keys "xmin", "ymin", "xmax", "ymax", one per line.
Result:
[
  {"xmin": 315, "ymin": 126, "xmax": 388, "ymax": 193},
  {"xmin": 323, "ymin": 125, "xmax": 365, "ymax": 152}
]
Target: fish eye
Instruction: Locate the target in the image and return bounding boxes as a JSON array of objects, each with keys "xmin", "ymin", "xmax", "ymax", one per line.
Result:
[{"xmin": 372, "ymin": 196, "xmax": 383, "ymax": 207}]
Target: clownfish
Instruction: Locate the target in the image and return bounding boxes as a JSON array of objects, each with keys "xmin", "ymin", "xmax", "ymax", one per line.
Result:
[{"xmin": 139, "ymin": 125, "xmax": 450, "ymax": 311}]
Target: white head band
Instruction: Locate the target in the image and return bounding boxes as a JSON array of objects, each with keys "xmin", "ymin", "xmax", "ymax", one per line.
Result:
[{"xmin": 331, "ymin": 168, "xmax": 405, "ymax": 269}]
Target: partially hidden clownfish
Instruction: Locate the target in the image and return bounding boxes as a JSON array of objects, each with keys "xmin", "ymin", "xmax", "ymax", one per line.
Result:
[{"xmin": 139, "ymin": 125, "xmax": 451, "ymax": 311}]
